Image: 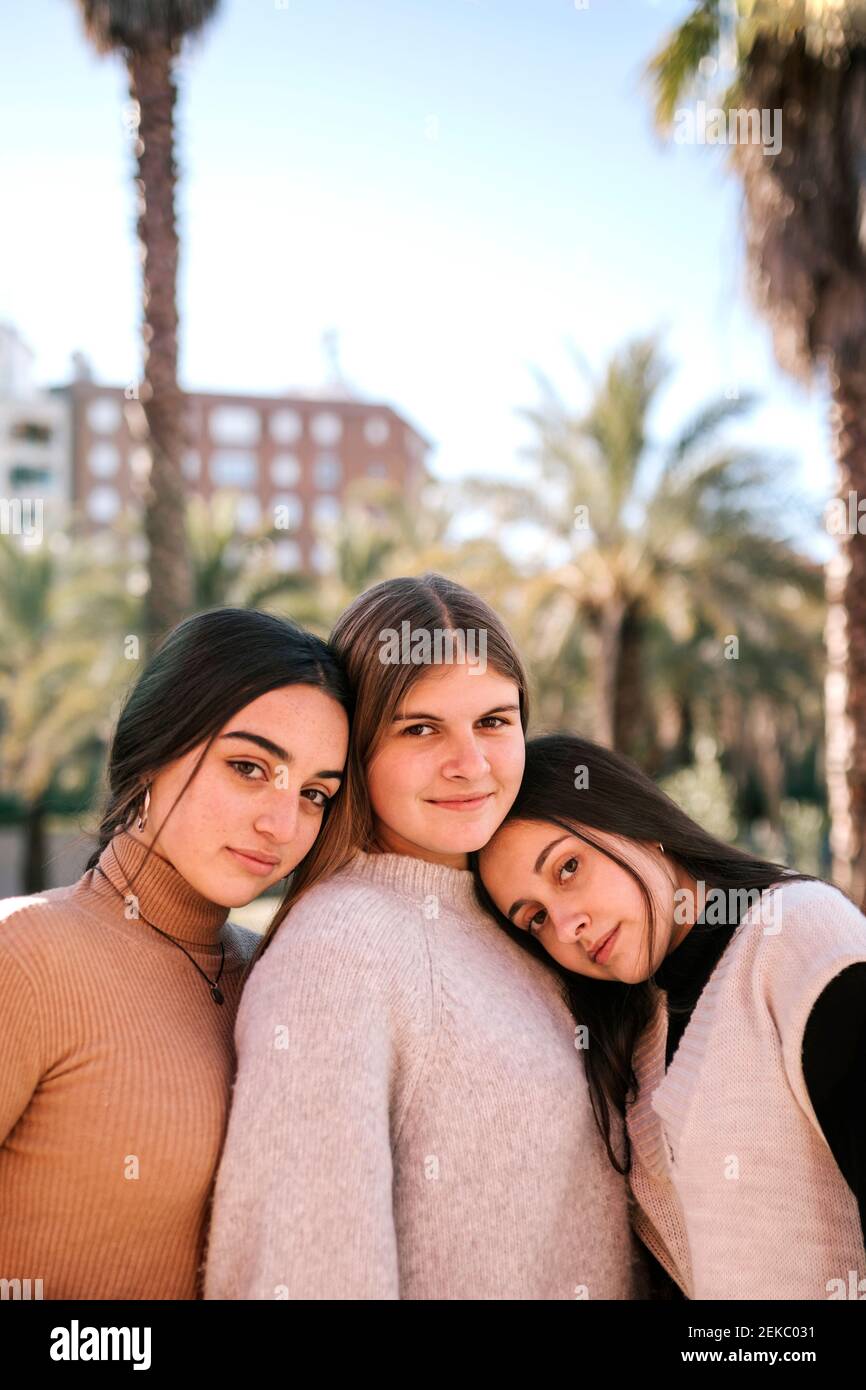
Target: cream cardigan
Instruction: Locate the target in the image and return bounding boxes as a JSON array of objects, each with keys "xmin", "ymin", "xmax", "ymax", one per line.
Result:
[{"xmin": 626, "ymin": 878, "xmax": 866, "ymax": 1300}]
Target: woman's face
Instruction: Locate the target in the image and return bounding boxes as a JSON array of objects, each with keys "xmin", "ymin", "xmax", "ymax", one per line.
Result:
[
  {"xmin": 365, "ymin": 664, "xmax": 526, "ymax": 869},
  {"xmin": 477, "ymin": 819, "xmax": 687, "ymax": 982},
  {"xmin": 134, "ymin": 685, "xmax": 349, "ymax": 907}
]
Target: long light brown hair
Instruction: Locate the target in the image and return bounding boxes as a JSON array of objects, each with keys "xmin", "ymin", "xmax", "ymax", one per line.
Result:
[{"xmin": 250, "ymin": 572, "xmax": 532, "ymax": 966}]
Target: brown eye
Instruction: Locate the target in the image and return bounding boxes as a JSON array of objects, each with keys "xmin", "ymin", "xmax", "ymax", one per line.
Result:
[
  {"xmin": 302, "ymin": 788, "xmax": 331, "ymax": 809},
  {"xmin": 526, "ymin": 908, "xmax": 547, "ymax": 936},
  {"xmin": 229, "ymin": 760, "xmax": 266, "ymax": 781}
]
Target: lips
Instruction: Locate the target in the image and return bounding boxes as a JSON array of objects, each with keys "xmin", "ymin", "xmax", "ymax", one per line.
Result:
[
  {"xmin": 227, "ymin": 847, "xmax": 280, "ymax": 869},
  {"xmin": 590, "ymin": 925, "xmax": 620, "ymax": 963},
  {"xmin": 427, "ymin": 792, "xmax": 494, "ymax": 805}
]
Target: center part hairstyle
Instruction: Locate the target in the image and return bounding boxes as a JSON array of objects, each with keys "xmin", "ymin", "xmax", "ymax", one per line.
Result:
[{"xmin": 253, "ymin": 572, "xmax": 532, "ymax": 960}]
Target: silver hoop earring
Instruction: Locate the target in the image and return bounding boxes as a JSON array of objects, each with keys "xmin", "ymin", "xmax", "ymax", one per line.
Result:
[
  {"xmin": 659, "ymin": 842, "xmax": 665, "ymax": 854},
  {"xmin": 136, "ymin": 785, "xmax": 151, "ymax": 832}
]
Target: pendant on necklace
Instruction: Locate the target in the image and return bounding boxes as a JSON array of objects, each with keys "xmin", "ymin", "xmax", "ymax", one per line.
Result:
[{"xmin": 211, "ymin": 986, "xmax": 224, "ymax": 1005}]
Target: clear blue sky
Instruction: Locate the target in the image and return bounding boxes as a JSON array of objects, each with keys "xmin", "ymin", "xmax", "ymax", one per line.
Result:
[{"xmin": 0, "ymin": 0, "xmax": 833, "ymax": 549}]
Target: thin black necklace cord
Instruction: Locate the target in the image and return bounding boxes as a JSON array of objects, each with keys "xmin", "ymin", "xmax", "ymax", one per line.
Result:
[{"xmin": 94, "ymin": 863, "xmax": 227, "ymax": 1005}]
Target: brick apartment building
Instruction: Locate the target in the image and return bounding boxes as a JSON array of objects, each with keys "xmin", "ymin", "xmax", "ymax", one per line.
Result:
[{"xmin": 54, "ymin": 376, "xmax": 432, "ymax": 573}]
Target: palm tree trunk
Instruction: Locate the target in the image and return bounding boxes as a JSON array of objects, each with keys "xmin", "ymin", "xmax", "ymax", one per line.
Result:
[
  {"xmin": 128, "ymin": 46, "xmax": 192, "ymax": 656},
  {"xmin": 22, "ymin": 798, "xmax": 46, "ymax": 895},
  {"xmin": 593, "ymin": 599, "xmax": 625, "ymax": 748},
  {"xmin": 826, "ymin": 366, "xmax": 866, "ymax": 907},
  {"xmin": 613, "ymin": 602, "xmax": 645, "ymax": 762}
]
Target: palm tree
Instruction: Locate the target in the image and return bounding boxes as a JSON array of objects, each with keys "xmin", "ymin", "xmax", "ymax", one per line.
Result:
[
  {"xmin": 645, "ymin": 0, "xmax": 866, "ymax": 901},
  {"xmin": 458, "ymin": 334, "xmax": 824, "ymax": 774},
  {"xmin": 186, "ymin": 492, "xmax": 316, "ymax": 612},
  {"xmin": 0, "ymin": 529, "xmax": 142, "ymax": 892},
  {"xmin": 71, "ymin": 1, "xmax": 222, "ymax": 655}
]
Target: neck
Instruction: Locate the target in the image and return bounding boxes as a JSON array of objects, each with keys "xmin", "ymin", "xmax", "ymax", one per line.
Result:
[
  {"xmin": 344, "ymin": 847, "xmax": 483, "ymax": 915},
  {"xmin": 665, "ymin": 866, "xmax": 703, "ymax": 955},
  {"xmin": 370, "ymin": 822, "xmax": 469, "ymax": 870},
  {"xmin": 91, "ymin": 827, "xmax": 230, "ymax": 948}
]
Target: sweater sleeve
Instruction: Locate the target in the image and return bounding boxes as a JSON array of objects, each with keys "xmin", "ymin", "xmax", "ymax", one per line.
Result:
[
  {"xmin": 202, "ymin": 888, "xmax": 435, "ymax": 1301},
  {"xmin": 0, "ymin": 941, "xmax": 44, "ymax": 1147},
  {"xmin": 801, "ymin": 963, "xmax": 866, "ymax": 1248}
]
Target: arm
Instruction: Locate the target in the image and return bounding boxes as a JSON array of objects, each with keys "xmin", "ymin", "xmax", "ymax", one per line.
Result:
[
  {"xmin": 801, "ymin": 963, "xmax": 866, "ymax": 1249},
  {"xmin": 203, "ymin": 891, "xmax": 432, "ymax": 1300},
  {"xmin": 0, "ymin": 942, "xmax": 44, "ymax": 1146}
]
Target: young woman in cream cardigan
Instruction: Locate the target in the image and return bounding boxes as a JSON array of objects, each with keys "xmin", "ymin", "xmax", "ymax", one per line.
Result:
[
  {"xmin": 0, "ymin": 607, "xmax": 350, "ymax": 1298},
  {"xmin": 204, "ymin": 574, "xmax": 648, "ymax": 1300},
  {"xmin": 473, "ymin": 733, "xmax": 866, "ymax": 1301}
]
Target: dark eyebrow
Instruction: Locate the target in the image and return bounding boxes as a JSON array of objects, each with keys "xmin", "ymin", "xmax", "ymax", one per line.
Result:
[
  {"xmin": 220, "ymin": 731, "xmax": 343, "ymax": 781},
  {"xmin": 506, "ymin": 834, "xmax": 571, "ymax": 921},
  {"xmin": 392, "ymin": 703, "xmax": 521, "ymax": 723}
]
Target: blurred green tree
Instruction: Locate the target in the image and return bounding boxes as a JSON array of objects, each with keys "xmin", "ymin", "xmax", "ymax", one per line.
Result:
[{"xmin": 645, "ymin": 0, "xmax": 866, "ymax": 899}]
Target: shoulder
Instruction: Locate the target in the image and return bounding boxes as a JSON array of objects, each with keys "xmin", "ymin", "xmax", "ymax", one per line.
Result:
[
  {"xmin": 0, "ymin": 884, "xmax": 88, "ymax": 972},
  {"xmin": 753, "ymin": 876, "xmax": 866, "ymax": 952},
  {"xmin": 749, "ymin": 876, "xmax": 866, "ymax": 1034},
  {"xmin": 237, "ymin": 873, "xmax": 434, "ymax": 1024}
]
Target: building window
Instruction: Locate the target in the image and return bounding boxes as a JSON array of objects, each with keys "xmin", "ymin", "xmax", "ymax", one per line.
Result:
[
  {"xmin": 364, "ymin": 415, "xmax": 389, "ymax": 446},
  {"xmin": 11, "ymin": 420, "xmax": 53, "ymax": 444},
  {"xmin": 273, "ymin": 539, "xmax": 301, "ymax": 572},
  {"xmin": 210, "ymin": 451, "xmax": 258, "ymax": 487},
  {"xmin": 89, "ymin": 442, "xmax": 120, "ymax": 477},
  {"xmin": 310, "ymin": 540, "xmax": 334, "ymax": 573},
  {"xmin": 312, "ymin": 496, "xmax": 341, "ymax": 527},
  {"xmin": 269, "ymin": 407, "xmax": 303, "ymax": 444},
  {"xmin": 313, "ymin": 451, "xmax": 341, "ymax": 489},
  {"xmin": 235, "ymin": 495, "xmax": 262, "ymax": 532},
  {"xmin": 9, "ymin": 465, "xmax": 53, "ymax": 489},
  {"xmin": 86, "ymin": 396, "xmax": 122, "ymax": 434},
  {"xmin": 87, "ymin": 486, "xmax": 121, "ymax": 522},
  {"xmin": 271, "ymin": 493, "xmax": 303, "ymax": 530},
  {"xmin": 182, "ymin": 450, "xmax": 201, "ymax": 481},
  {"xmin": 310, "ymin": 411, "xmax": 342, "ymax": 446},
  {"xmin": 271, "ymin": 453, "xmax": 301, "ymax": 486},
  {"xmin": 208, "ymin": 405, "xmax": 261, "ymax": 445},
  {"xmin": 367, "ymin": 460, "xmax": 388, "ymax": 478}
]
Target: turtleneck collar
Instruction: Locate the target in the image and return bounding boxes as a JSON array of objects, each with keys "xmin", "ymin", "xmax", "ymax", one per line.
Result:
[
  {"xmin": 91, "ymin": 829, "xmax": 230, "ymax": 948},
  {"xmin": 340, "ymin": 848, "xmax": 490, "ymax": 919},
  {"xmin": 653, "ymin": 904, "xmax": 741, "ymax": 1000}
]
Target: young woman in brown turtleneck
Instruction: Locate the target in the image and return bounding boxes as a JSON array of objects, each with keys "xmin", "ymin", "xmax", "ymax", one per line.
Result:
[{"xmin": 0, "ymin": 607, "xmax": 349, "ymax": 1299}]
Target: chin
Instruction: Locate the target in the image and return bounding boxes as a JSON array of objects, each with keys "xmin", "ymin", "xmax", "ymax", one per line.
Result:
[{"xmin": 213, "ymin": 878, "xmax": 262, "ymax": 908}]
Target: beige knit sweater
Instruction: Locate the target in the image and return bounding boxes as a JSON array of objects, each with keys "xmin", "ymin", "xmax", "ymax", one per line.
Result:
[
  {"xmin": 203, "ymin": 849, "xmax": 647, "ymax": 1300},
  {"xmin": 627, "ymin": 878, "xmax": 866, "ymax": 1300},
  {"xmin": 0, "ymin": 830, "xmax": 258, "ymax": 1299}
]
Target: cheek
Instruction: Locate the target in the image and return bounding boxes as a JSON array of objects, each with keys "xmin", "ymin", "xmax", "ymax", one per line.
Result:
[
  {"xmin": 366, "ymin": 749, "xmax": 410, "ymax": 815},
  {"xmin": 490, "ymin": 736, "xmax": 525, "ymax": 788}
]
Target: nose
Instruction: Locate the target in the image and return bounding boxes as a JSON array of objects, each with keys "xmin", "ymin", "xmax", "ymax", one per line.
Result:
[
  {"xmin": 550, "ymin": 907, "xmax": 590, "ymax": 947},
  {"xmin": 441, "ymin": 731, "xmax": 491, "ymax": 780},
  {"xmin": 253, "ymin": 785, "xmax": 301, "ymax": 847}
]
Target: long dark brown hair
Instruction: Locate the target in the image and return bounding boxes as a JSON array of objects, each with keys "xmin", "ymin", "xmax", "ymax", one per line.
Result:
[
  {"xmin": 469, "ymin": 732, "xmax": 819, "ymax": 1175},
  {"xmin": 85, "ymin": 607, "xmax": 352, "ymax": 890}
]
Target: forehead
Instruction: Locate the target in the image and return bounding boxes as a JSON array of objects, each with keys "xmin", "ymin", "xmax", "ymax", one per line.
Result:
[
  {"xmin": 397, "ymin": 664, "xmax": 519, "ymax": 713},
  {"xmin": 479, "ymin": 819, "xmax": 560, "ymax": 871},
  {"xmin": 216, "ymin": 686, "xmax": 348, "ymax": 743}
]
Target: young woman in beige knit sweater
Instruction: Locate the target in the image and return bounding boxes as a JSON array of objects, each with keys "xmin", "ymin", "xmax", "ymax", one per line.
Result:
[
  {"xmin": 0, "ymin": 607, "xmax": 350, "ymax": 1299},
  {"xmin": 204, "ymin": 574, "xmax": 648, "ymax": 1300},
  {"xmin": 474, "ymin": 733, "xmax": 866, "ymax": 1301}
]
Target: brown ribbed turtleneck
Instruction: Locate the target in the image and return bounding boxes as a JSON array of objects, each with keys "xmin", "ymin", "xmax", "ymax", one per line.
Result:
[{"xmin": 0, "ymin": 830, "xmax": 259, "ymax": 1299}]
